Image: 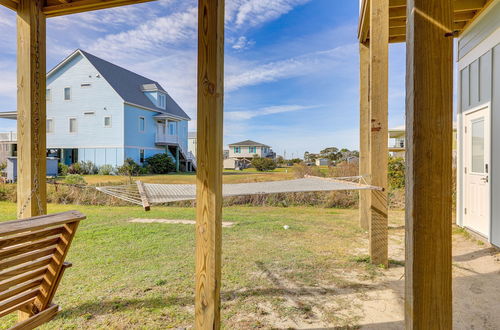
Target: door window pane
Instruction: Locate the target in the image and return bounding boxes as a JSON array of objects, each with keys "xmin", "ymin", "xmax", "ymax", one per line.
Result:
[
  {"xmin": 69, "ymin": 118, "xmax": 77, "ymax": 133},
  {"xmin": 471, "ymin": 119, "xmax": 485, "ymax": 173}
]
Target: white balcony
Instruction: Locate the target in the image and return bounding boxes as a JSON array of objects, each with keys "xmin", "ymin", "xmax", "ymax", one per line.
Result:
[{"xmin": 155, "ymin": 132, "xmax": 179, "ymax": 145}]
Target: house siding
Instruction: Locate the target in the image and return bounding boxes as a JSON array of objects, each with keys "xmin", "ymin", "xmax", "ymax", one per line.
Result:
[
  {"xmin": 457, "ymin": 15, "xmax": 500, "ymax": 245},
  {"xmin": 46, "ymin": 53, "xmax": 125, "ymax": 166}
]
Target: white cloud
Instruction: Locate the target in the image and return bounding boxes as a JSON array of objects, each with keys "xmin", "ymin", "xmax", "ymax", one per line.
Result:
[
  {"xmin": 226, "ymin": 0, "xmax": 311, "ymax": 28},
  {"xmin": 226, "ymin": 104, "xmax": 315, "ymax": 121},
  {"xmin": 231, "ymin": 36, "xmax": 255, "ymax": 50},
  {"xmin": 226, "ymin": 43, "xmax": 357, "ymax": 91}
]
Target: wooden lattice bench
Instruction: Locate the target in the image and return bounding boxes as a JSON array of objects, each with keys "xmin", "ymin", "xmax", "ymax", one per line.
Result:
[{"xmin": 0, "ymin": 211, "xmax": 85, "ymax": 329}]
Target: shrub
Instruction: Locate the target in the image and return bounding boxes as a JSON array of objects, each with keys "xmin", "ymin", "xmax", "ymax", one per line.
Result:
[
  {"xmin": 63, "ymin": 174, "xmax": 86, "ymax": 185},
  {"xmin": 251, "ymin": 157, "xmax": 277, "ymax": 172},
  {"xmin": 0, "ymin": 162, "xmax": 6, "ymax": 172},
  {"xmin": 144, "ymin": 153, "xmax": 176, "ymax": 174},
  {"xmin": 98, "ymin": 164, "xmax": 115, "ymax": 175},
  {"xmin": 80, "ymin": 161, "xmax": 98, "ymax": 175},
  {"xmin": 68, "ymin": 162, "xmax": 83, "ymax": 175},
  {"xmin": 58, "ymin": 163, "xmax": 69, "ymax": 176},
  {"xmin": 117, "ymin": 158, "xmax": 143, "ymax": 177},
  {"xmin": 328, "ymin": 162, "xmax": 359, "ymax": 178},
  {"xmin": 388, "ymin": 157, "xmax": 405, "ymax": 190}
]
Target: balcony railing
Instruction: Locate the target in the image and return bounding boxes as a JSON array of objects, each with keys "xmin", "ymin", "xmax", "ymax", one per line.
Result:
[
  {"xmin": 155, "ymin": 132, "xmax": 178, "ymax": 145},
  {"xmin": 0, "ymin": 132, "xmax": 17, "ymax": 142}
]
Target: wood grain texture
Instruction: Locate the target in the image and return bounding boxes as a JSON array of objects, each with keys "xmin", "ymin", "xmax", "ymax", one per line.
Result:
[
  {"xmin": 359, "ymin": 42, "xmax": 371, "ymax": 230},
  {"xmin": 0, "ymin": 0, "xmax": 18, "ymax": 11},
  {"xmin": 10, "ymin": 303, "xmax": 59, "ymax": 330},
  {"xmin": 43, "ymin": 0, "xmax": 154, "ymax": 17},
  {"xmin": 195, "ymin": 0, "xmax": 224, "ymax": 328},
  {"xmin": 368, "ymin": 0, "xmax": 389, "ymax": 267},
  {"xmin": 16, "ymin": 0, "xmax": 47, "ymax": 219},
  {"xmin": 136, "ymin": 181, "xmax": 151, "ymax": 211},
  {"xmin": 405, "ymin": 0, "xmax": 453, "ymax": 328}
]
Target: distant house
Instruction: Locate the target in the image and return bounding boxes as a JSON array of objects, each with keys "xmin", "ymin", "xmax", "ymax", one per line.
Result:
[
  {"xmin": 0, "ymin": 131, "xmax": 16, "ymax": 164},
  {"xmin": 389, "ymin": 123, "xmax": 457, "ymax": 159},
  {"xmin": 0, "ymin": 49, "xmax": 195, "ymax": 171},
  {"xmin": 224, "ymin": 140, "xmax": 275, "ymax": 169},
  {"xmin": 315, "ymin": 158, "xmax": 330, "ymax": 166},
  {"xmin": 188, "ymin": 132, "xmax": 197, "ymax": 157}
]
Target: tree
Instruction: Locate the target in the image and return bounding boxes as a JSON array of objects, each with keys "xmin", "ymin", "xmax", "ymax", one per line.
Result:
[
  {"xmin": 251, "ymin": 156, "xmax": 277, "ymax": 171},
  {"xmin": 144, "ymin": 153, "xmax": 176, "ymax": 174},
  {"xmin": 320, "ymin": 147, "xmax": 339, "ymax": 162}
]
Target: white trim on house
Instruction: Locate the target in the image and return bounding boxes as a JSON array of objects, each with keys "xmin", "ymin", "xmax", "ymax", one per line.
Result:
[
  {"xmin": 458, "ymin": 27, "xmax": 500, "ymax": 69},
  {"xmin": 124, "ymin": 101, "xmax": 190, "ymax": 121},
  {"xmin": 125, "ymin": 146, "xmax": 165, "ymax": 150}
]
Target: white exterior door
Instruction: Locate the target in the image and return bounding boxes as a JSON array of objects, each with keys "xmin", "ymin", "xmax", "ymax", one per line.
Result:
[{"xmin": 463, "ymin": 105, "xmax": 490, "ymax": 238}]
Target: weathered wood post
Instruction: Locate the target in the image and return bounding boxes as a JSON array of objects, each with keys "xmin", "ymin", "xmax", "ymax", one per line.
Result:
[
  {"xmin": 195, "ymin": 0, "xmax": 224, "ymax": 328},
  {"xmin": 368, "ymin": 0, "xmax": 389, "ymax": 267},
  {"xmin": 359, "ymin": 41, "xmax": 370, "ymax": 230},
  {"xmin": 405, "ymin": 0, "xmax": 453, "ymax": 328},
  {"xmin": 16, "ymin": 0, "xmax": 47, "ymax": 219}
]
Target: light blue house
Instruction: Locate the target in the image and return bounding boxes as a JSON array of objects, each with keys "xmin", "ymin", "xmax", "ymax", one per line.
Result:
[{"xmin": 0, "ymin": 49, "xmax": 194, "ymax": 171}]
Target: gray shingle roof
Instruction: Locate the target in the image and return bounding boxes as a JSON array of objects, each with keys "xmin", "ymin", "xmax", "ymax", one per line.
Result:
[
  {"xmin": 228, "ymin": 140, "xmax": 270, "ymax": 147},
  {"xmin": 78, "ymin": 50, "xmax": 190, "ymax": 120}
]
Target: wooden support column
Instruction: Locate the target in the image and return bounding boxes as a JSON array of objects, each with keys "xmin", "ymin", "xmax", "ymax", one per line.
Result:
[
  {"xmin": 368, "ymin": 0, "xmax": 389, "ymax": 266},
  {"xmin": 16, "ymin": 0, "xmax": 47, "ymax": 219},
  {"xmin": 195, "ymin": 0, "xmax": 224, "ymax": 328},
  {"xmin": 405, "ymin": 0, "xmax": 453, "ymax": 328},
  {"xmin": 359, "ymin": 41, "xmax": 370, "ymax": 230}
]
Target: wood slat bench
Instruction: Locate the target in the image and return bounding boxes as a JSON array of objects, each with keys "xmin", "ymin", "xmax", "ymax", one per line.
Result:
[{"xmin": 0, "ymin": 211, "xmax": 85, "ymax": 329}]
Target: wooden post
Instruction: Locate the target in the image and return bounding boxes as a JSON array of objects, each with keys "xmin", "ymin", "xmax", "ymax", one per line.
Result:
[
  {"xmin": 359, "ymin": 41, "xmax": 370, "ymax": 230},
  {"xmin": 405, "ymin": 0, "xmax": 453, "ymax": 328},
  {"xmin": 16, "ymin": 1, "xmax": 47, "ymax": 322},
  {"xmin": 368, "ymin": 0, "xmax": 389, "ymax": 267},
  {"xmin": 16, "ymin": 0, "xmax": 47, "ymax": 219},
  {"xmin": 195, "ymin": 0, "xmax": 224, "ymax": 328}
]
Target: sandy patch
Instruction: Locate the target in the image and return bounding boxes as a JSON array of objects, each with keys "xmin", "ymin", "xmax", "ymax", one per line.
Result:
[{"xmin": 129, "ymin": 218, "xmax": 235, "ymax": 227}]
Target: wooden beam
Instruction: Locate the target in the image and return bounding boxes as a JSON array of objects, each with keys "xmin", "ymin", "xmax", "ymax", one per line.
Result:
[
  {"xmin": 136, "ymin": 181, "xmax": 150, "ymax": 211},
  {"xmin": 16, "ymin": 0, "xmax": 47, "ymax": 221},
  {"xmin": 405, "ymin": 0, "xmax": 453, "ymax": 328},
  {"xmin": 358, "ymin": 0, "xmax": 370, "ymax": 43},
  {"xmin": 43, "ymin": 0, "xmax": 154, "ymax": 18},
  {"xmin": 0, "ymin": 0, "xmax": 18, "ymax": 11},
  {"xmin": 195, "ymin": 0, "xmax": 224, "ymax": 328},
  {"xmin": 359, "ymin": 41, "xmax": 370, "ymax": 231},
  {"xmin": 368, "ymin": 0, "xmax": 389, "ymax": 267}
]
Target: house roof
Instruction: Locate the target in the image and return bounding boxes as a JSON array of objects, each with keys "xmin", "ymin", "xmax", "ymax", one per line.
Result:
[
  {"xmin": 48, "ymin": 49, "xmax": 190, "ymax": 121},
  {"xmin": 228, "ymin": 140, "xmax": 270, "ymax": 147}
]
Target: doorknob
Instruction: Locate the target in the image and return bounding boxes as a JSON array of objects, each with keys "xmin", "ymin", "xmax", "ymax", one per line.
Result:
[{"xmin": 481, "ymin": 176, "xmax": 489, "ymax": 183}]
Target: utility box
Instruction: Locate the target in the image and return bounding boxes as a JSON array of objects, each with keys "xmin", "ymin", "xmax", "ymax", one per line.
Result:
[{"xmin": 6, "ymin": 157, "xmax": 59, "ymax": 182}]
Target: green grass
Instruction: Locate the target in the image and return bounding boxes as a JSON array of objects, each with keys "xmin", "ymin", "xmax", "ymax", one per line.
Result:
[
  {"xmin": 82, "ymin": 168, "xmax": 294, "ymax": 186},
  {"xmin": 0, "ymin": 202, "xmax": 405, "ymax": 328}
]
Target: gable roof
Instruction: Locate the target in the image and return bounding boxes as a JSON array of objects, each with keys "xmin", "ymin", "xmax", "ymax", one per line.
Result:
[
  {"xmin": 228, "ymin": 140, "xmax": 270, "ymax": 148},
  {"xmin": 48, "ymin": 49, "xmax": 190, "ymax": 120}
]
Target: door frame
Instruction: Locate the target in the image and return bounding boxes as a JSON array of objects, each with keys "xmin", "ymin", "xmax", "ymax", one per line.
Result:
[{"xmin": 462, "ymin": 102, "xmax": 491, "ymax": 240}]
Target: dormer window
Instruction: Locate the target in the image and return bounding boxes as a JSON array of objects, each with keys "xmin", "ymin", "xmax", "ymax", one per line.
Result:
[{"xmin": 158, "ymin": 93, "xmax": 166, "ymax": 109}]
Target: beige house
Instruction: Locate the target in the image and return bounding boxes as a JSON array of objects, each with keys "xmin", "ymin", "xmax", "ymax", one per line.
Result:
[
  {"xmin": 389, "ymin": 123, "xmax": 457, "ymax": 159},
  {"xmin": 224, "ymin": 140, "xmax": 275, "ymax": 169},
  {"xmin": 188, "ymin": 132, "xmax": 197, "ymax": 157}
]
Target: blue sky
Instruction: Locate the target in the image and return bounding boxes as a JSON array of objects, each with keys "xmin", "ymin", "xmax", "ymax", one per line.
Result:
[{"xmin": 0, "ymin": 0, "xmax": 407, "ymax": 158}]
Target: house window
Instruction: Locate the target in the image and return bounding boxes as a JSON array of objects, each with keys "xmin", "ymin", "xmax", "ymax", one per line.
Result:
[
  {"xmin": 249, "ymin": 146, "xmax": 256, "ymax": 153},
  {"xmin": 234, "ymin": 147, "xmax": 241, "ymax": 153},
  {"xmin": 47, "ymin": 119, "xmax": 54, "ymax": 133},
  {"xmin": 104, "ymin": 116, "xmax": 112, "ymax": 127},
  {"xmin": 64, "ymin": 87, "xmax": 71, "ymax": 100},
  {"xmin": 168, "ymin": 121, "xmax": 177, "ymax": 135},
  {"xmin": 139, "ymin": 117, "xmax": 145, "ymax": 132},
  {"xmin": 69, "ymin": 118, "xmax": 77, "ymax": 133},
  {"xmin": 158, "ymin": 93, "xmax": 166, "ymax": 109},
  {"xmin": 81, "ymin": 83, "xmax": 92, "ymax": 88},
  {"xmin": 46, "ymin": 89, "xmax": 51, "ymax": 102},
  {"xmin": 139, "ymin": 149, "xmax": 145, "ymax": 163}
]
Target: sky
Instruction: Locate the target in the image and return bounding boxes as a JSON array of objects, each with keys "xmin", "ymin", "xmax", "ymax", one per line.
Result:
[{"xmin": 0, "ymin": 0, "xmax": 407, "ymax": 158}]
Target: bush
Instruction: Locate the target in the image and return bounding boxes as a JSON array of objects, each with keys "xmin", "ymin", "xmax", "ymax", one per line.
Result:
[
  {"xmin": 58, "ymin": 163, "xmax": 69, "ymax": 176},
  {"xmin": 291, "ymin": 163, "xmax": 324, "ymax": 178},
  {"xmin": 251, "ymin": 157, "xmax": 277, "ymax": 172},
  {"xmin": 63, "ymin": 174, "xmax": 86, "ymax": 185},
  {"xmin": 388, "ymin": 157, "xmax": 405, "ymax": 190},
  {"xmin": 98, "ymin": 164, "xmax": 115, "ymax": 175},
  {"xmin": 68, "ymin": 162, "xmax": 83, "ymax": 175},
  {"xmin": 80, "ymin": 161, "xmax": 98, "ymax": 175},
  {"xmin": 117, "ymin": 158, "xmax": 144, "ymax": 177},
  {"xmin": 0, "ymin": 162, "xmax": 6, "ymax": 172},
  {"xmin": 144, "ymin": 153, "xmax": 175, "ymax": 174}
]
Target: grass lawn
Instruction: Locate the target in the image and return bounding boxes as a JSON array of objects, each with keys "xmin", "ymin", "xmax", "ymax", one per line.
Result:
[
  {"xmin": 0, "ymin": 202, "xmax": 404, "ymax": 329},
  {"xmin": 82, "ymin": 168, "xmax": 295, "ymax": 186}
]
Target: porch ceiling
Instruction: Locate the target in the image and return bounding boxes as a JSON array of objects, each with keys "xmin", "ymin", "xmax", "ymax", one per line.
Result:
[
  {"xmin": 358, "ymin": 0, "xmax": 494, "ymax": 43},
  {"xmin": 0, "ymin": 0, "xmax": 155, "ymax": 18}
]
